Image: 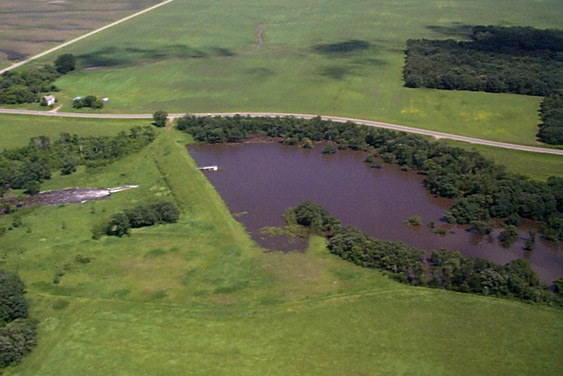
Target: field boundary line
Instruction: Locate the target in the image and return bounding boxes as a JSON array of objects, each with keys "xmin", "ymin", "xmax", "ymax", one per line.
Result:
[
  {"xmin": 0, "ymin": 0, "xmax": 175, "ymax": 75},
  {"xmin": 1, "ymin": 108, "xmax": 562, "ymax": 155}
]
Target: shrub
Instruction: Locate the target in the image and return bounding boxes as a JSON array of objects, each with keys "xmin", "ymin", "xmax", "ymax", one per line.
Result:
[
  {"xmin": 405, "ymin": 215, "xmax": 422, "ymax": 227},
  {"xmin": 106, "ymin": 201, "xmax": 179, "ymax": 237},
  {"xmin": 285, "ymin": 201, "xmax": 341, "ymax": 236},
  {"xmin": 322, "ymin": 143, "xmax": 337, "ymax": 154},
  {"xmin": 153, "ymin": 110, "xmax": 168, "ymax": 127},
  {"xmin": 0, "ymin": 271, "xmax": 28, "ymax": 324},
  {"xmin": 54, "ymin": 54, "xmax": 76, "ymax": 74},
  {"xmin": 72, "ymin": 95, "xmax": 103, "ymax": 109},
  {"xmin": 105, "ymin": 213, "xmax": 131, "ymax": 237},
  {"xmin": 499, "ymin": 225, "xmax": 519, "ymax": 247},
  {"xmin": 0, "ymin": 319, "xmax": 37, "ymax": 368}
]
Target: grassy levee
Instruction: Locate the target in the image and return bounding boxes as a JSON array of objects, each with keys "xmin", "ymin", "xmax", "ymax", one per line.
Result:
[
  {"xmin": 0, "ymin": 115, "xmax": 144, "ymax": 149},
  {"xmin": 23, "ymin": 0, "xmax": 562, "ymax": 146},
  {"xmin": 0, "ymin": 129, "xmax": 562, "ymax": 375}
]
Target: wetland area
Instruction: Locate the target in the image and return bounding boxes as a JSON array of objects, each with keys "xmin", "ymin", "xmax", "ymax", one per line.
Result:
[{"xmin": 189, "ymin": 141, "xmax": 562, "ymax": 282}]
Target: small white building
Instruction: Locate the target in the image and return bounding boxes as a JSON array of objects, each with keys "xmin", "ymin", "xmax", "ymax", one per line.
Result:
[
  {"xmin": 73, "ymin": 96, "xmax": 82, "ymax": 101},
  {"xmin": 102, "ymin": 97, "xmax": 109, "ymax": 103},
  {"xmin": 44, "ymin": 95, "xmax": 56, "ymax": 106}
]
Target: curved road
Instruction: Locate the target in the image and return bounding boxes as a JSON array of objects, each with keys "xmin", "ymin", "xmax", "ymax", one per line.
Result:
[
  {"xmin": 0, "ymin": 0, "xmax": 560, "ymax": 155},
  {"xmin": 1, "ymin": 108, "xmax": 562, "ymax": 155}
]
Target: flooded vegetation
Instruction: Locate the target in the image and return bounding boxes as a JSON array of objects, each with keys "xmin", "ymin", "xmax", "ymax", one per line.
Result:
[{"xmin": 189, "ymin": 141, "xmax": 562, "ymax": 282}]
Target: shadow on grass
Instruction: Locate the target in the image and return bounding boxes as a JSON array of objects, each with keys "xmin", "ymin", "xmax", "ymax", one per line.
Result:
[
  {"xmin": 246, "ymin": 67, "xmax": 275, "ymax": 79},
  {"xmin": 318, "ymin": 58, "xmax": 386, "ymax": 80},
  {"xmin": 78, "ymin": 44, "xmax": 236, "ymax": 68},
  {"xmin": 312, "ymin": 39, "xmax": 371, "ymax": 56},
  {"xmin": 426, "ymin": 23, "xmax": 474, "ymax": 38},
  {"xmin": 319, "ymin": 66, "xmax": 350, "ymax": 79}
]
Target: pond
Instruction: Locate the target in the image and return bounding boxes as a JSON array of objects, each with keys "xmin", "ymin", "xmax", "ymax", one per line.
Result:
[{"xmin": 189, "ymin": 141, "xmax": 562, "ymax": 282}]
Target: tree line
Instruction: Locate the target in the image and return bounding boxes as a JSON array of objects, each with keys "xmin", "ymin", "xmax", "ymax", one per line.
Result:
[
  {"xmin": 403, "ymin": 26, "xmax": 563, "ymax": 144},
  {"xmin": 0, "ymin": 126, "xmax": 156, "ymax": 197},
  {"xmin": 176, "ymin": 115, "xmax": 562, "ymax": 242},
  {"xmin": 285, "ymin": 201, "xmax": 562, "ymax": 306},
  {"xmin": 0, "ymin": 270, "xmax": 37, "ymax": 368}
]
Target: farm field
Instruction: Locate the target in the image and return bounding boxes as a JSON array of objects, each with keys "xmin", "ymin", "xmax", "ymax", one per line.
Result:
[
  {"xmin": 1, "ymin": 130, "xmax": 562, "ymax": 375},
  {"xmin": 24, "ymin": 0, "xmax": 562, "ymax": 146},
  {"xmin": 0, "ymin": 0, "xmax": 160, "ymax": 68}
]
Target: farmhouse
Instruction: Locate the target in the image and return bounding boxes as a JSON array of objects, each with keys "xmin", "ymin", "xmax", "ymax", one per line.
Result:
[{"xmin": 43, "ymin": 95, "xmax": 56, "ymax": 106}]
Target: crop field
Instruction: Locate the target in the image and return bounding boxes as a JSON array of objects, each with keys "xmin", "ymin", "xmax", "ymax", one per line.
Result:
[
  {"xmin": 1, "ymin": 130, "xmax": 561, "ymax": 375},
  {"xmin": 21, "ymin": 0, "xmax": 561, "ymax": 146},
  {"xmin": 0, "ymin": 0, "xmax": 160, "ymax": 68}
]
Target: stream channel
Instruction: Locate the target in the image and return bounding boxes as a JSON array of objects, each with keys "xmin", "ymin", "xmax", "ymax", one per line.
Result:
[{"xmin": 189, "ymin": 141, "xmax": 562, "ymax": 282}]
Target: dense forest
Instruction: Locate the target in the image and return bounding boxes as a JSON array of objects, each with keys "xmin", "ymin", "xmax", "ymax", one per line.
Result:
[
  {"xmin": 0, "ymin": 54, "xmax": 76, "ymax": 106},
  {"xmin": 285, "ymin": 201, "xmax": 560, "ymax": 305},
  {"xmin": 538, "ymin": 94, "xmax": 563, "ymax": 144},
  {"xmin": 403, "ymin": 26, "xmax": 563, "ymax": 144},
  {"xmin": 0, "ymin": 66, "xmax": 59, "ymax": 105},
  {"xmin": 177, "ymin": 115, "xmax": 562, "ymax": 242},
  {"xmin": 0, "ymin": 126, "xmax": 156, "ymax": 197},
  {"xmin": 0, "ymin": 270, "xmax": 37, "ymax": 368}
]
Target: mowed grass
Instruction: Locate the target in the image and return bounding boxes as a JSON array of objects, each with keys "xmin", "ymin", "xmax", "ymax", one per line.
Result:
[
  {"xmin": 0, "ymin": 114, "xmax": 146, "ymax": 149},
  {"xmin": 0, "ymin": 130, "xmax": 561, "ymax": 375},
  {"xmin": 28, "ymin": 0, "xmax": 563, "ymax": 145},
  {"xmin": 0, "ymin": 0, "xmax": 160, "ymax": 67}
]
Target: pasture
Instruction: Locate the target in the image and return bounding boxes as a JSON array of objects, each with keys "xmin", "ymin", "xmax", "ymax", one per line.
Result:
[
  {"xmin": 0, "ymin": 0, "xmax": 160, "ymax": 68},
  {"xmin": 0, "ymin": 130, "xmax": 561, "ymax": 375},
  {"xmin": 25, "ymin": 0, "xmax": 562, "ymax": 146}
]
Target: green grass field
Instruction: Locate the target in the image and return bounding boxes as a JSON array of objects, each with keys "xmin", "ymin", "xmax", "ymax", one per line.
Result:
[
  {"xmin": 445, "ymin": 141, "xmax": 563, "ymax": 180},
  {"xmin": 1, "ymin": 129, "xmax": 561, "ymax": 375},
  {"xmin": 21, "ymin": 0, "xmax": 561, "ymax": 146},
  {"xmin": 0, "ymin": 115, "xmax": 146, "ymax": 149}
]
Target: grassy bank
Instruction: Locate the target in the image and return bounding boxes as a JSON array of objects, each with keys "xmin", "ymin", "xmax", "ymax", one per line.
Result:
[
  {"xmin": 1, "ymin": 130, "xmax": 561, "ymax": 375},
  {"xmin": 445, "ymin": 140, "xmax": 563, "ymax": 180},
  {"xmin": 23, "ymin": 0, "xmax": 561, "ymax": 146}
]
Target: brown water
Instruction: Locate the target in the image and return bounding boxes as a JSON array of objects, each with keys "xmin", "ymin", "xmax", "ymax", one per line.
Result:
[{"xmin": 188, "ymin": 142, "xmax": 562, "ymax": 282}]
